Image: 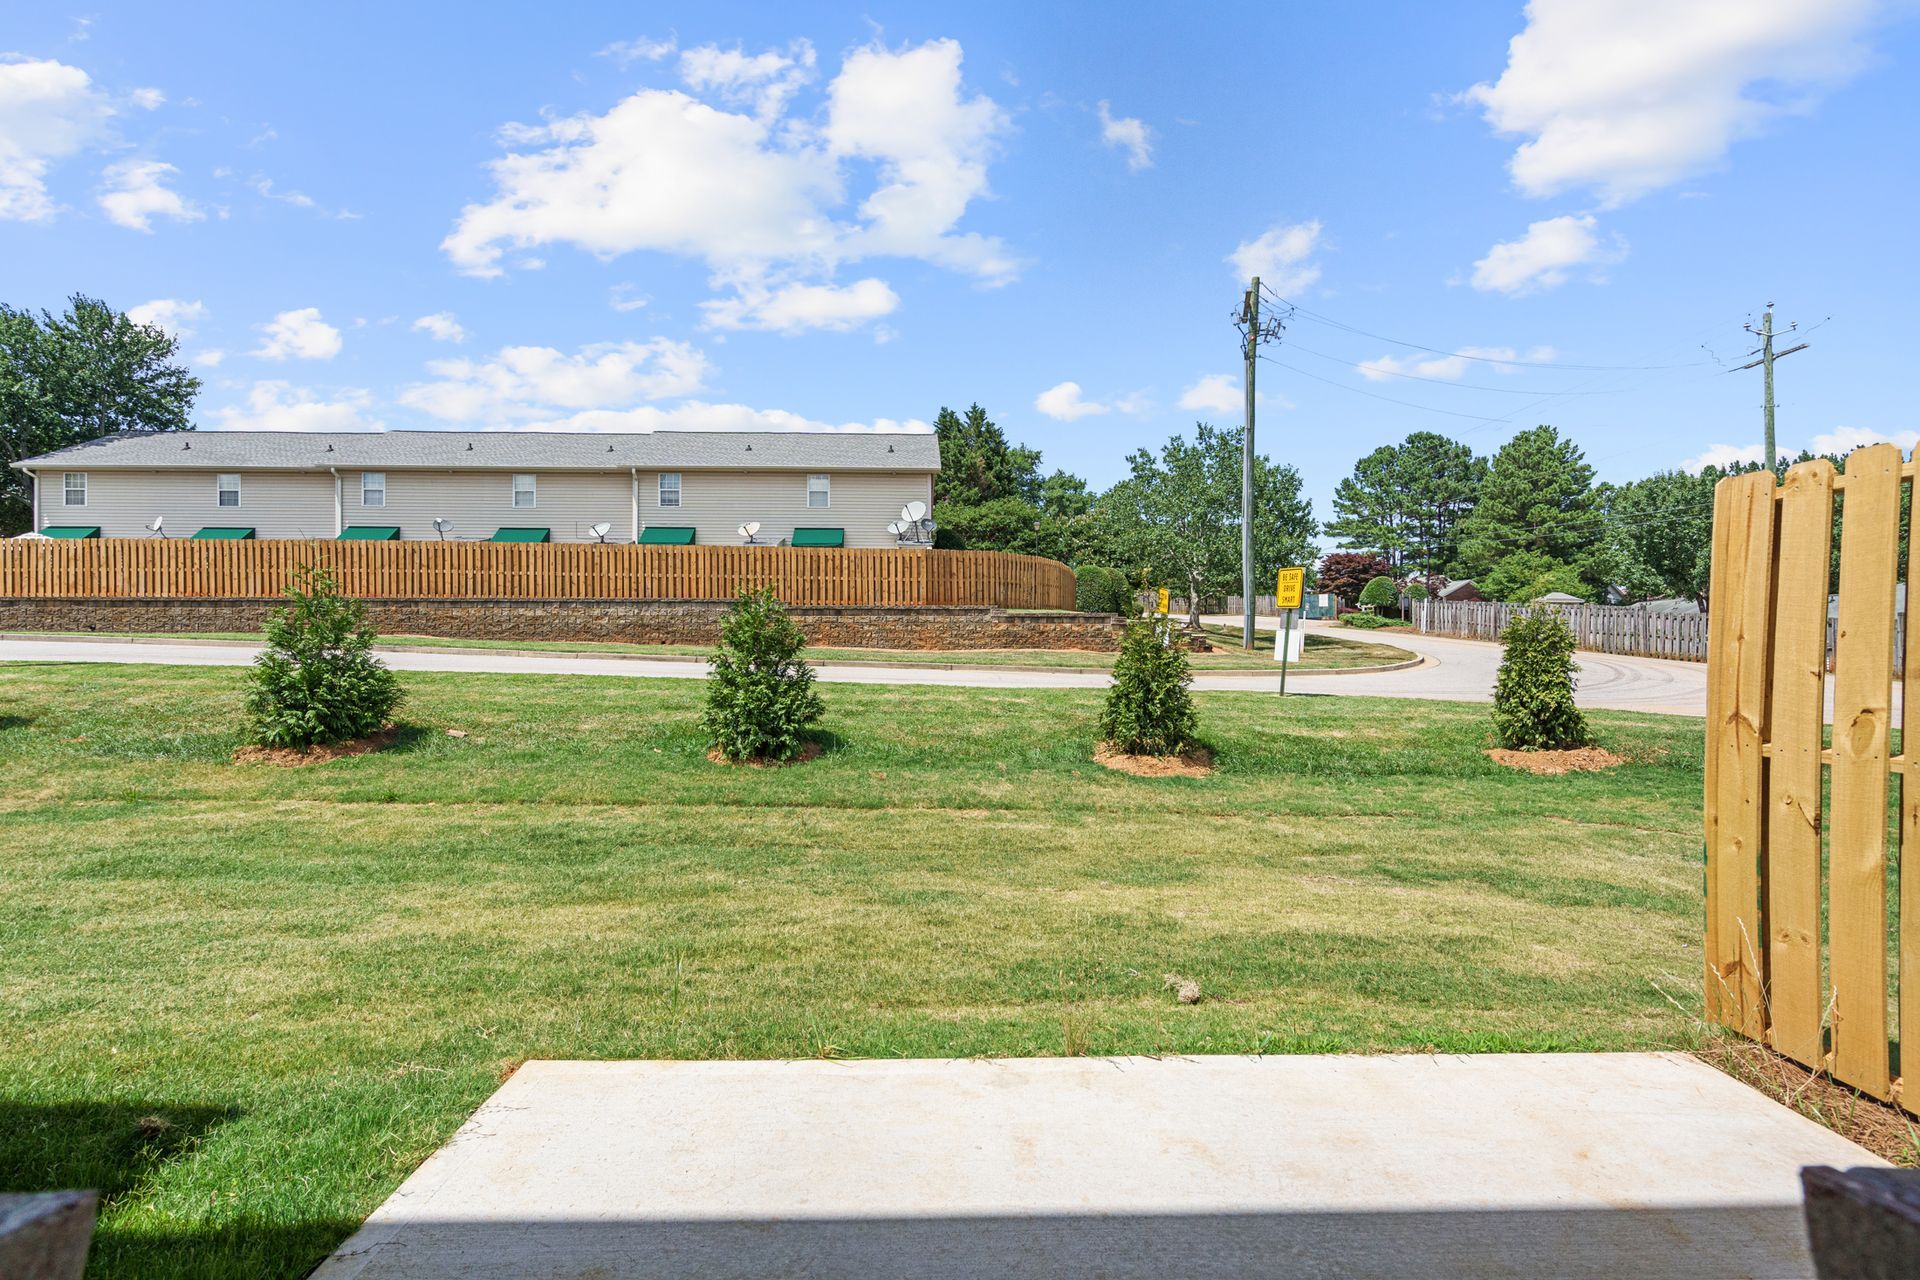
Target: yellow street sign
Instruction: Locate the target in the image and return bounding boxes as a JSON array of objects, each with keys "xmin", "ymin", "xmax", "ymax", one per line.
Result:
[
  {"xmin": 1274, "ymin": 567, "xmax": 1306, "ymax": 611},
  {"xmin": 1156, "ymin": 587, "xmax": 1170, "ymax": 615}
]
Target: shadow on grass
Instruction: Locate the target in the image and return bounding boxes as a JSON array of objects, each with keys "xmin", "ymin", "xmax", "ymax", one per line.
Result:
[
  {"xmin": 0, "ymin": 1098, "xmax": 237, "ymax": 1201},
  {"xmin": 0, "ymin": 714, "xmax": 33, "ymax": 731},
  {"xmin": 380, "ymin": 723, "xmax": 441, "ymax": 755}
]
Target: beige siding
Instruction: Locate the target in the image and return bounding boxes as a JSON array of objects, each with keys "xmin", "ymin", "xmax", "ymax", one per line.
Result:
[
  {"xmin": 40, "ymin": 469, "xmax": 335, "ymax": 538},
  {"xmin": 348, "ymin": 470, "xmax": 634, "ymax": 543},
  {"xmin": 639, "ymin": 471, "xmax": 934, "ymax": 548},
  {"xmin": 38, "ymin": 466, "xmax": 936, "ymax": 546}
]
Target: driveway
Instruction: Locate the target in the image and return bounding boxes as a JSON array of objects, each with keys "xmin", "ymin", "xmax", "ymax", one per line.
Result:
[
  {"xmin": 311, "ymin": 1053, "xmax": 1876, "ymax": 1280},
  {"xmin": 0, "ymin": 624, "xmax": 1712, "ymax": 715}
]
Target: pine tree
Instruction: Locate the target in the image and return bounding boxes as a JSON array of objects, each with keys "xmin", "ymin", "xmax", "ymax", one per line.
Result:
[{"xmin": 1455, "ymin": 426, "xmax": 1596, "ymax": 580}]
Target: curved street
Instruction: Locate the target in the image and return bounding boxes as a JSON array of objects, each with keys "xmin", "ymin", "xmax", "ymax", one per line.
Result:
[{"xmin": 1, "ymin": 617, "xmax": 1710, "ymax": 715}]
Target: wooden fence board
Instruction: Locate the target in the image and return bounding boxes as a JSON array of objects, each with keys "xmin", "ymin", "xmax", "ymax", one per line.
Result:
[
  {"xmin": 1704, "ymin": 469, "xmax": 1775, "ymax": 1037},
  {"xmin": 1828, "ymin": 443, "xmax": 1900, "ymax": 1098},
  {"xmin": 1905, "ymin": 498, "xmax": 1920, "ymax": 1112},
  {"xmin": 1765, "ymin": 459, "xmax": 1835, "ymax": 1065},
  {"xmin": 1418, "ymin": 598, "xmax": 1709, "ymax": 661},
  {"xmin": 0, "ymin": 542, "xmax": 1077, "ymax": 611}
]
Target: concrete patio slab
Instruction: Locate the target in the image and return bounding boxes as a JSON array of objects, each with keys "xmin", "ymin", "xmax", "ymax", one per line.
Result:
[{"xmin": 313, "ymin": 1052, "xmax": 1882, "ymax": 1280}]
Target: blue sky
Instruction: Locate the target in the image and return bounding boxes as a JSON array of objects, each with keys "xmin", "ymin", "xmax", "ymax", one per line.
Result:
[{"xmin": 4, "ymin": 1, "xmax": 1918, "ymax": 519}]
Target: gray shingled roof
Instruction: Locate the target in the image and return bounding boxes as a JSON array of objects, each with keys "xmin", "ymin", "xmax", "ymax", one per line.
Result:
[{"xmin": 13, "ymin": 430, "xmax": 941, "ymax": 473}]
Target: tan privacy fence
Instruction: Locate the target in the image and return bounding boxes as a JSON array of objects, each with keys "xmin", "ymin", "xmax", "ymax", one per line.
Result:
[
  {"xmin": 1420, "ymin": 598, "xmax": 1709, "ymax": 661},
  {"xmin": 0, "ymin": 539, "xmax": 1077, "ymax": 610},
  {"xmin": 1704, "ymin": 445, "xmax": 1915, "ymax": 1114}
]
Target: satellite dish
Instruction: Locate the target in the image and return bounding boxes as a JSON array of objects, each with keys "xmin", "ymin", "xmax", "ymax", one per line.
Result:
[
  {"xmin": 432, "ymin": 517, "xmax": 452, "ymax": 542},
  {"xmin": 738, "ymin": 524, "xmax": 752, "ymax": 540},
  {"xmin": 746, "ymin": 521, "xmax": 760, "ymax": 536},
  {"xmin": 905, "ymin": 500, "xmax": 927, "ymax": 521},
  {"xmin": 887, "ymin": 520, "xmax": 905, "ymax": 536},
  {"xmin": 589, "ymin": 522, "xmax": 612, "ymax": 542},
  {"xmin": 148, "ymin": 516, "xmax": 165, "ymax": 537}
]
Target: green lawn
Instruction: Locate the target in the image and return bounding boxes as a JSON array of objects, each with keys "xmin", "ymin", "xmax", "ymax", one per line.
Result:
[
  {"xmin": 6, "ymin": 626, "xmax": 1416, "ymax": 671},
  {"xmin": 0, "ymin": 662, "xmax": 1707, "ymax": 1278}
]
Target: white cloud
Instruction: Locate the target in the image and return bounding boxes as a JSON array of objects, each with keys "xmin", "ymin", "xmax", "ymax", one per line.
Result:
[
  {"xmin": 515, "ymin": 401, "xmax": 931, "ymax": 435},
  {"xmin": 1034, "ymin": 381, "xmax": 1111, "ymax": 422},
  {"xmin": 700, "ymin": 277, "xmax": 899, "ymax": 333},
  {"xmin": 412, "ymin": 312, "xmax": 466, "ymax": 343},
  {"xmin": 679, "ymin": 40, "xmax": 815, "ymax": 122},
  {"xmin": 1179, "ymin": 374, "xmax": 1243, "ymax": 415},
  {"xmin": 0, "ymin": 57, "xmax": 114, "ymax": 221},
  {"xmin": 1096, "ymin": 100, "xmax": 1152, "ymax": 171},
  {"xmin": 127, "ymin": 298, "xmax": 206, "ymax": 340},
  {"xmin": 192, "ymin": 349, "xmax": 225, "ymax": 368},
  {"xmin": 130, "ymin": 86, "xmax": 165, "ymax": 110},
  {"xmin": 1679, "ymin": 443, "xmax": 1766, "ymax": 472},
  {"xmin": 1470, "ymin": 214, "xmax": 1624, "ymax": 295},
  {"xmin": 97, "ymin": 159, "xmax": 200, "ymax": 231},
  {"xmin": 210, "ymin": 381, "xmax": 383, "ymax": 432},
  {"xmin": 1807, "ymin": 426, "xmax": 1920, "ymax": 456},
  {"xmin": 1226, "ymin": 220, "xmax": 1322, "ymax": 293},
  {"xmin": 398, "ymin": 338, "xmax": 710, "ymax": 423},
  {"xmin": 598, "ymin": 35, "xmax": 677, "ymax": 66},
  {"xmin": 253, "ymin": 307, "xmax": 343, "ymax": 360},
  {"xmin": 1463, "ymin": 0, "xmax": 1879, "ymax": 207},
  {"xmin": 608, "ymin": 283, "xmax": 649, "ymax": 312},
  {"xmin": 443, "ymin": 38, "xmax": 1013, "ymax": 323}
]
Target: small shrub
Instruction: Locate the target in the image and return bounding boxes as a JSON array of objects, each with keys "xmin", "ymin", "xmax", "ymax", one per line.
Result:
[
  {"xmin": 702, "ymin": 587, "xmax": 824, "ymax": 762},
  {"xmin": 1074, "ymin": 564, "xmax": 1135, "ymax": 615},
  {"xmin": 1358, "ymin": 575, "xmax": 1398, "ymax": 612},
  {"xmin": 244, "ymin": 566, "xmax": 403, "ymax": 748},
  {"xmin": 1099, "ymin": 617, "xmax": 1199, "ymax": 756},
  {"xmin": 1492, "ymin": 612, "xmax": 1591, "ymax": 750},
  {"xmin": 1341, "ymin": 612, "xmax": 1392, "ymax": 630}
]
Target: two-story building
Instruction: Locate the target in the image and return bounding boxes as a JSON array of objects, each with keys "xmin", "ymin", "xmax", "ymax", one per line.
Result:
[{"xmin": 15, "ymin": 430, "xmax": 940, "ymax": 547}]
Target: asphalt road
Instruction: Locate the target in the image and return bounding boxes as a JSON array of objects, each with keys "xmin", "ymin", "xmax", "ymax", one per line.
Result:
[{"xmin": 0, "ymin": 619, "xmax": 1711, "ymax": 715}]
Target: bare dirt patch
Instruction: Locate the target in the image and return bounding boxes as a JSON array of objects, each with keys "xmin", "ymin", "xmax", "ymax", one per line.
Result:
[
  {"xmin": 706, "ymin": 740, "xmax": 825, "ymax": 769},
  {"xmin": 233, "ymin": 725, "xmax": 402, "ymax": 767},
  {"xmin": 1486, "ymin": 746, "xmax": 1626, "ymax": 775},
  {"xmin": 1094, "ymin": 743, "xmax": 1214, "ymax": 777}
]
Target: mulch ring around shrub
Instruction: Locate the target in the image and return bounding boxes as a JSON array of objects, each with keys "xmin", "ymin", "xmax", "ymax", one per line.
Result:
[
  {"xmin": 1093, "ymin": 742, "xmax": 1214, "ymax": 777},
  {"xmin": 233, "ymin": 724, "xmax": 403, "ymax": 767},
  {"xmin": 1485, "ymin": 745, "xmax": 1626, "ymax": 776},
  {"xmin": 706, "ymin": 741, "xmax": 825, "ymax": 768}
]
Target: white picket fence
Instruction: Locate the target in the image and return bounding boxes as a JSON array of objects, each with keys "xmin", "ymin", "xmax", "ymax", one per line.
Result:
[{"xmin": 1418, "ymin": 598, "xmax": 1710, "ymax": 662}]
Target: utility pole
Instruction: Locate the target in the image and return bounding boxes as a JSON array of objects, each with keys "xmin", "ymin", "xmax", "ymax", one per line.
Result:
[
  {"xmin": 1241, "ymin": 280, "xmax": 1258, "ymax": 651},
  {"xmin": 1235, "ymin": 279, "xmax": 1287, "ymax": 651},
  {"xmin": 1737, "ymin": 304, "xmax": 1809, "ymax": 471}
]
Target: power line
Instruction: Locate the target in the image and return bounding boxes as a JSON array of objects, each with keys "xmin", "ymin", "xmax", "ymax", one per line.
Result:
[
  {"xmin": 1257, "ymin": 355, "xmax": 1516, "ymax": 423},
  {"xmin": 1256, "ymin": 280, "xmax": 1717, "ymax": 371},
  {"xmin": 1280, "ymin": 339, "xmax": 1657, "ymax": 396}
]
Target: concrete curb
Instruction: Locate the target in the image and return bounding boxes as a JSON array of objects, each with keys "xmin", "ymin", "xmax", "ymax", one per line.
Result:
[{"xmin": 0, "ymin": 631, "xmax": 1428, "ymax": 679}]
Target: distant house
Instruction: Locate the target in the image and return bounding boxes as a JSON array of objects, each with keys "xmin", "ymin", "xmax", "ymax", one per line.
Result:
[
  {"xmin": 14, "ymin": 429, "xmax": 940, "ymax": 547},
  {"xmin": 1635, "ymin": 597, "xmax": 1702, "ymax": 615},
  {"xmin": 1434, "ymin": 579, "xmax": 1484, "ymax": 602},
  {"xmin": 1533, "ymin": 591, "xmax": 1585, "ymax": 605}
]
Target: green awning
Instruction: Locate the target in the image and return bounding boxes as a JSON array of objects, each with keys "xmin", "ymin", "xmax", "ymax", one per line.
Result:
[
  {"xmin": 490, "ymin": 527, "xmax": 550, "ymax": 543},
  {"xmin": 39, "ymin": 525, "xmax": 101, "ymax": 539},
  {"xmin": 338, "ymin": 525, "xmax": 401, "ymax": 541},
  {"xmin": 790, "ymin": 527, "xmax": 844, "ymax": 548},
  {"xmin": 192, "ymin": 527, "xmax": 255, "ymax": 540},
  {"xmin": 638, "ymin": 526, "xmax": 696, "ymax": 545}
]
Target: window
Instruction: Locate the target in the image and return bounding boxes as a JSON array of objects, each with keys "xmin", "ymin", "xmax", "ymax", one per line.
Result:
[
  {"xmin": 807, "ymin": 474, "xmax": 830, "ymax": 509},
  {"xmin": 658, "ymin": 472, "xmax": 681, "ymax": 508},
  {"xmin": 62, "ymin": 472, "xmax": 87, "ymax": 507},
  {"xmin": 361, "ymin": 472, "xmax": 386, "ymax": 507},
  {"xmin": 512, "ymin": 474, "xmax": 536, "ymax": 509},
  {"xmin": 217, "ymin": 474, "xmax": 242, "ymax": 508}
]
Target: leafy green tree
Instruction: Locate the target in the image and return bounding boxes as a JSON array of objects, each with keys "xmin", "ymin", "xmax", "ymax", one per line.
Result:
[
  {"xmin": 1326, "ymin": 432, "xmax": 1485, "ymax": 577},
  {"xmin": 1480, "ymin": 550, "xmax": 1593, "ymax": 603},
  {"xmin": 1358, "ymin": 575, "xmax": 1398, "ymax": 612},
  {"xmin": 1594, "ymin": 469, "xmax": 1716, "ymax": 605},
  {"xmin": 933, "ymin": 403, "xmax": 1040, "ymax": 507},
  {"xmin": 1455, "ymin": 426, "xmax": 1596, "ymax": 583},
  {"xmin": 928, "ymin": 404, "xmax": 1097, "ymax": 559},
  {"xmin": 702, "ymin": 588, "xmax": 824, "ymax": 763},
  {"xmin": 1094, "ymin": 422, "xmax": 1316, "ymax": 626},
  {"xmin": 1099, "ymin": 617, "xmax": 1199, "ymax": 755},
  {"xmin": 1, "ymin": 294, "xmax": 200, "ymax": 534},
  {"xmin": 244, "ymin": 567, "xmax": 404, "ymax": 748}
]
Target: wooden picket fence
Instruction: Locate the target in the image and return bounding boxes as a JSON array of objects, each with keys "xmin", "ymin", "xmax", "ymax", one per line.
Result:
[
  {"xmin": 1420, "ymin": 598, "xmax": 1709, "ymax": 661},
  {"xmin": 0, "ymin": 539, "xmax": 1078, "ymax": 610},
  {"xmin": 1704, "ymin": 446, "xmax": 1916, "ymax": 1115}
]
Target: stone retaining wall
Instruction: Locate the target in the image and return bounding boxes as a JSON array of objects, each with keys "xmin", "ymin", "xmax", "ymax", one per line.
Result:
[{"xmin": 0, "ymin": 597, "xmax": 1125, "ymax": 652}]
